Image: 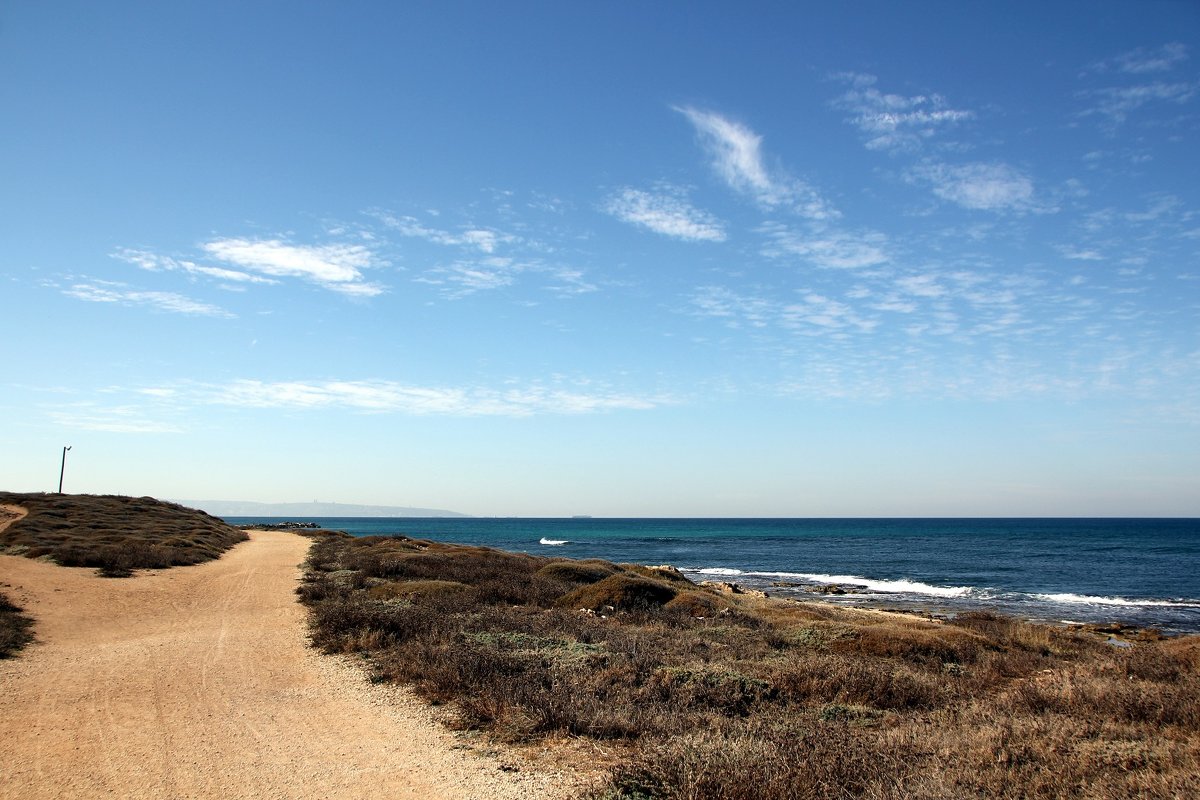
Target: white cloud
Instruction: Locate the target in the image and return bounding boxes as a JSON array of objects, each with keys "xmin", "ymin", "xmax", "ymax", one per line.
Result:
[
  {"xmin": 604, "ymin": 187, "xmax": 726, "ymax": 242},
  {"xmin": 911, "ymin": 162, "xmax": 1040, "ymax": 212},
  {"xmin": 1082, "ymin": 81, "xmax": 1198, "ymax": 123},
  {"xmin": 674, "ymin": 106, "xmax": 835, "ymax": 218},
  {"xmin": 690, "ymin": 286, "xmax": 876, "ymax": 334},
  {"xmin": 47, "ymin": 405, "xmax": 183, "ymax": 434},
  {"xmin": 417, "ymin": 258, "xmax": 519, "ymax": 297},
  {"xmin": 896, "ymin": 274, "xmax": 947, "ymax": 298},
  {"xmin": 113, "ymin": 248, "xmax": 277, "ymax": 285},
  {"xmin": 202, "ymin": 238, "xmax": 385, "ymax": 296},
  {"xmin": 1089, "ymin": 43, "xmax": 1189, "ymax": 75},
  {"xmin": 833, "ymin": 73, "xmax": 973, "ymax": 152},
  {"xmin": 372, "ymin": 212, "xmax": 517, "ymax": 253},
  {"xmin": 544, "ymin": 266, "xmax": 597, "ymax": 297},
  {"xmin": 689, "ymin": 286, "xmax": 773, "ymax": 328},
  {"xmin": 417, "ymin": 255, "xmax": 597, "ymax": 300},
  {"xmin": 1058, "ymin": 246, "xmax": 1104, "ymax": 261},
  {"xmin": 675, "ymin": 106, "xmax": 774, "ymax": 198},
  {"xmin": 760, "ymin": 223, "xmax": 888, "ymax": 269},
  {"xmin": 204, "ymin": 379, "xmax": 663, "ymax": 417},
  {"xmin": 781, "ymin": 293, "xmax": 877, "ymax": 333},
  {"xmin": 869, "ymin": 297, "xmax": 917, "ymax": 314},
  {"xmin": 64, "ymin": 282, "xmax": 231, "ymax": 317},
  {"xmin": 1124, "ymin": 193, "xmax": 1182, "ymax": 223}
]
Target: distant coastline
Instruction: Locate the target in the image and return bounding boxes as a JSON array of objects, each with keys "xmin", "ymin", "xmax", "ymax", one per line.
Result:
[{"xmin": 178, "ymin": 499, "xmax": 469, "ymax": 518}]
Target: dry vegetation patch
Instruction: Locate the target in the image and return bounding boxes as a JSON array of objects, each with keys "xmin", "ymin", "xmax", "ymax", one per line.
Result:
[
  {"xmin": 0, "ymin": 492, "xmax": 247, "ymax": 577},
  {"xmin": 299, "ymin": 533, "xmax": 1200, "ymax": 799},
  {"xmin": 0, "ymin": 591, "xmax": 35, "ymax": 657}
]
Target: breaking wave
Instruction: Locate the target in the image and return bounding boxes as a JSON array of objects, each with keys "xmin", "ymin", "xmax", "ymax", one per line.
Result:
[
  {"xmin": 690, "ymin": 567, "xmax": 973, "ymax": 598},
  {"xmin": 1035, "ymin": 592, "xmax": 1200, "ymax": 608}
]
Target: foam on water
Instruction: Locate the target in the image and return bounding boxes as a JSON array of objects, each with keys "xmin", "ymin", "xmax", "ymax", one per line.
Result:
[
  {"xmin": 796, "ymin": 573, "xmax": 974, "ymax": 598},
  {"xmin": 539, "ymin": 537, "xmax": 569, "ymax": 546},
  {"xmin": 1035, "ymin": 592, "xmax": 1200, "ymax": 608},
  {"xmin": 691, "ymin": 567, "xmax": 973, "ymax": 598}
]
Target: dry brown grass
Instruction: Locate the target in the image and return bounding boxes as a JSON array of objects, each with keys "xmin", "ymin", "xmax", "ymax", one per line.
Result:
[
  {"xmin": 298, "ymin": 533, "xmax": 1200, "ymax": 799},
  {"xmin": 0, "ymin": 492, "xmax": 247, "ymax": 577}
]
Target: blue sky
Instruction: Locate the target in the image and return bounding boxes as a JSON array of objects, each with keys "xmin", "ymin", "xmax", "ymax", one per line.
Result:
[{"xmin": 2, "ymin": 1, "xmax": 1198, "ymax": 516}]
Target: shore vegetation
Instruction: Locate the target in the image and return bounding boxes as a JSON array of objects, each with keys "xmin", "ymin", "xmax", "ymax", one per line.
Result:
[{"xmin": 300, "ymin": 531, "xmax": 1200, "ymax": 799}]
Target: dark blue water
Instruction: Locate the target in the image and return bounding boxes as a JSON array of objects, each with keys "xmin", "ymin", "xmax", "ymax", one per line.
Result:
[{"xmin": 225, "ymin": 517, "xmax": 1200, "ymax": 634}]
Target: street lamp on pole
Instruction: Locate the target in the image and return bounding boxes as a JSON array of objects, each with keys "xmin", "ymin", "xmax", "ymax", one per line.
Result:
[{"xmin": 59, "ymin": 446, "xmax": 72, "ymax": 494}]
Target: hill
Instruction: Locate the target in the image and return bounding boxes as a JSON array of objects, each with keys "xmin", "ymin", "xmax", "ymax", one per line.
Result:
[
  {"xmin": 0, "ymin": 492, "xmax": 247, "ymax": 577},
  {"xmin": 179, "ymin": 499, "xmax": 469, "ymax": 518}
]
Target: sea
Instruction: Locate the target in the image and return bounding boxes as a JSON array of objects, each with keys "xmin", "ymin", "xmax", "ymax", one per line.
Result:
[{"xmin": 224, "ymin": 516, "xmax": 1200, "ymax": 635}]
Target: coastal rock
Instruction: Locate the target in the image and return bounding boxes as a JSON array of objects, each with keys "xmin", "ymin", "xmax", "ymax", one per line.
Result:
[
  {"xmin": 804, "ymin": 584, "xmax": 861, "ymax": 595},
  {"xmin": 699, "ymin": 581, "xmax": 768, "ymax": 599},
  {"xmin": 1071, "ymin": 621, "xmax": 1164, "ymax": 642}
]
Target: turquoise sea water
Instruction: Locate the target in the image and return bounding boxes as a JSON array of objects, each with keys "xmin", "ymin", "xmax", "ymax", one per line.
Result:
[{"xmin": 225, "ymin": 517, "xmax": 1200, "ymax": 634}]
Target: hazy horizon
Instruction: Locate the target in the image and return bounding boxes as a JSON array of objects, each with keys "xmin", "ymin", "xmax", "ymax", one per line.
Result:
[{"xmin": 3, "ymin": 3, "xmax": 1197, "ymax": 517}]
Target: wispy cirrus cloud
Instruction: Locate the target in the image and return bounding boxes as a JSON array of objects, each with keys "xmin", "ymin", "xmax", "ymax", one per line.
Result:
[
  {"xmin": 674, "ymin": 106, "xmax": 836, "ymax": 219},
  {"xmin": 415, "ymin": 257, "xmax": 521, "ymax": 297},
  {"xmin": 909, "ymin": 161, "xmax": 1043, "ymax": 212},
  {"xmin": 63, "ymin": 281, "xmax": 231, "ymax": 317},
  {"xmin": 1057, "ymin": 245, "xmax": 1105, "ymax": 262},
  {"xmin": 218, "ymin": 381, "xmax": 667, "ymax": 419},
  {"xmin": 47, "ymin": 403, "xmax": 184, "ymax": 434},
  {"xmin": 113, "ymin": 248, "xmax": 278, "ymax": 285},
  {"xmin": 689, "ymin": 286, "xmax": 773, "ymax": 328},
  {"xmin": 781, "ymin": 293, "xmax": 878, "ymax": 334},
  {"xmin": 165, "ymin": 378, "xmax": 665, "ymax": 417},
  {"xmin": 833, "ymin": 72, "xmax": 973, "ymax": 152},
  {"xmin": 42, "ymin": 376, "xmax": 666, "ymax": 431},
  {"xmin": 1087, "ymin": 42, "xmax": 1189, "ymax": 76},
  {"xmin": 759, "ymin": 222, "xmax": 889, "ymax": 269},
  {"xmin": 201, "ymin": 238, "xmax": 385, "ymax": 297},
  {"xmin": 1082, "ymin": 81, "xmax": 1198, "ymax": 124},
  {"xmin": 416, "ymin": 257, "xmax": 597, "ymax": 300},
  {"xmin": 690, "ymin": 286, "xmax": 876, "ymax": 335},
  {"xmin": 1079, "ymin": 44, "xmax": 1196, "ymax": 125},
  {"xmin": 604, "ymin": 187, "xmax": 726, "ymax": 242},
  {"xmin": 371, "ymin": 211, "xmax": 518, "ymax": 254}
]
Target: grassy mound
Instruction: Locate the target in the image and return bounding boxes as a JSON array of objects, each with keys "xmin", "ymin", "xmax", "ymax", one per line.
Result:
[
  {"xmin": 298, "ymin": 533, "xmax": 1200, "ymax": 799},
  {"xmin": 535, "ymin": 559, "xmax": 619, "ymax": 585},
  {"xmin": 558, "ymin": 573, "xmax": 678, "ymax": 612},
  {"xmin": 0, "ymin": 492, "xmax": 248, "ymax": 577}
]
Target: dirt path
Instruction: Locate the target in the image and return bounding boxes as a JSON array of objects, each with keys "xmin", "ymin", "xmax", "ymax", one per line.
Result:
[{"xmin": 0, "ymin": 530, "xmax": 582, "ymax": 799}]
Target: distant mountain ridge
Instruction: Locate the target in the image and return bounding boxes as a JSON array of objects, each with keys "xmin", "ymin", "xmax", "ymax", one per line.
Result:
[{"xmin": 178, "ymin": 500, "xmax": 469, "ymax": 518}]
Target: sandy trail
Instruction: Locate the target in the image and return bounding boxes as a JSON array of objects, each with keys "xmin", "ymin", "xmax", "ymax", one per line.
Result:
[{"xmin": 0, "ymin": 529, "xmax": 579, "ymax": 799}]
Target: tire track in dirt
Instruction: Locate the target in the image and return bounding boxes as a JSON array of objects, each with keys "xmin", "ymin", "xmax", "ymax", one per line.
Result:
[{"xmin": 0, "ymin": 529, "xmax": 582, "ymax": 799}]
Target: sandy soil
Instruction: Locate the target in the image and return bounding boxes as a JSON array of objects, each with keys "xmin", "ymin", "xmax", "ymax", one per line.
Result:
[{"xmin": 0, "ymin": 528, "xmax": 585, "ymax": 799}]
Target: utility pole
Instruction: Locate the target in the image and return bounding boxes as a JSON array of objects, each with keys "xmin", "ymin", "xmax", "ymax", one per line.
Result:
[{"xmin": 58, "ymin": 446, "xmax": 72, "ymax": 493}]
